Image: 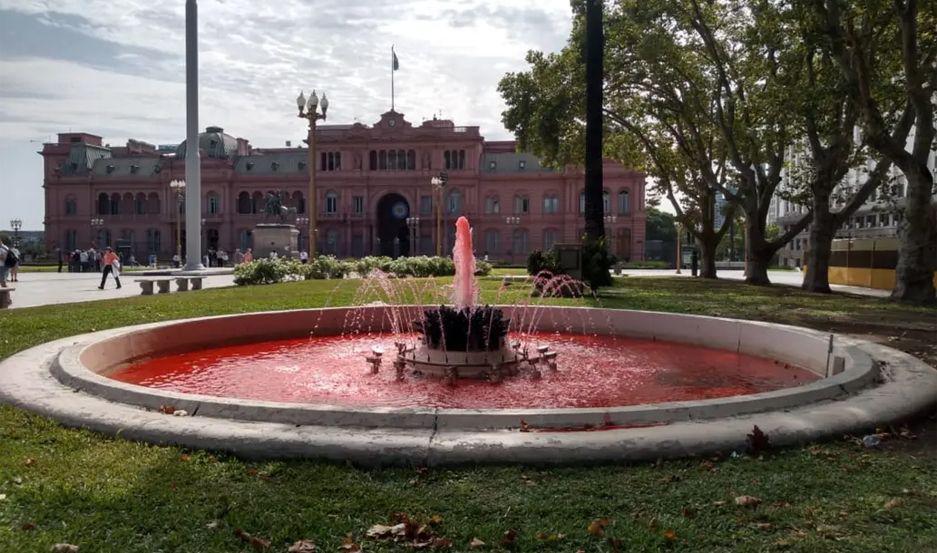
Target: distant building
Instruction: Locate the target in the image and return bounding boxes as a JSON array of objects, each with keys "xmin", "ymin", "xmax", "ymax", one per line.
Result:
[
  {"xmin": 41, "ymin": 111, "xmax": 646, "ymax": 263},
  {"xmin": 769, "ymin": 130, "xmax": 937, "ymax": 268}
]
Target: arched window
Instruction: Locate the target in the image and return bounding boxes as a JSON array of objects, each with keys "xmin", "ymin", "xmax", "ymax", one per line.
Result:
[
  {"xmin": 514, "ymin": 195, "xmax": 529, "ymax": 214},
  {"xmin": 512, "ymin": 228, "xmax": 528, "ymax": 254},
  {"xmin": 543, "ymin": 194, "xmax": 559, "ymax": 214},
  {"xmin": 379, "ymin": 150, "xmax": 388, "ymax": 170},
  {"xmin": 134, "ymin": 193, "xmax": 147, "ymax": 215},
  {"xmin": 369, "ymin": 150, "xmax": 377, "ymax": 171},
  {"xmin": 603, "ymin": 190, "xmax": 610, "ymax": 213},
  {"xmin": 238, "ymin": 192, "xmax": 251, "ymax": 214},
  {"xmin": 484, "ymin": 229, "xmax": 500, "ymax": 254},
  {"xmin": 207, "ymin": 192, "xmax": 220, "ymax": 215},
  {"xmin": 146, "ymin": 228, "xmax": 161, "ymax": 254},
  {"xmin": 388, "ymin": 150, "xmax": 397, "ymax": 170},
  {"xmin": 109, "ymin": 193, "xmax": 121, "ymax": 215},
  {"xmin": 147, "ymin": 193, "xmax": 160, "ymax": 214},
  {"xmin": 65, "ymin": 195, "xmax": 78, "ymax": 215},
  {"xmin": 447, "ymin": 189, "xmax": 462, "ymax": 215},
  {"xmin": 543, "ymin": 228, "xmax": 558, "ymax": 251},
  {"xmin": 484, "ymin": 196, "xmax": 500, "ymax": 214},
  {"xmin": 618, "ymin": 189, "xmax": 630, "ymax": 214},
  {"xmin": 444, "ymin": 151, "xmax": 451, "ymax": 170},
  {"xmin": 292, "ymin": 191, "xmax": 305, "ymax": 214},
  {"xmin": 325, "ymin": 191, "xmax": 338, "ymax": 214},
  {"xmin": 251, "ymin": 192, "xmax": 264, "ymax": 214},
  {"xmin": 458, "ymin": 150, "xmax": 465, "ymax": 170},
  {"xmin": 238, "ymin": 229, "xmax": 253, "ymax": 251},
  {"xmin": 65, "ymin": 229, "xmax": 78, "ymax": 251},
  {"xmin": 122, "ymin": 193, "xmax": 134, "ymax": 214},
  {"xmin": 407, "ymin": 150, "xmax": 416, "ymax": 170},
  {"xmin": 97, "ymin": 193, "xmax": 109, "ymax": 215}
]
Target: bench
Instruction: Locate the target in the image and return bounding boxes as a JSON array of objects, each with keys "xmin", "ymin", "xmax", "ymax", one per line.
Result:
[
  {"xmin": 136, "ymin": 276, "xmax": 206, "ymax": 295},
  {"xmin": 0, "ymin": 286, "xmax": 14, "ymax": 308}
]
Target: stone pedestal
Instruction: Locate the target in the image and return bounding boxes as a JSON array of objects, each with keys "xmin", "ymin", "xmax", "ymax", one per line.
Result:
[{"xmin": 253, "ymin": 224, "xmax": 299, "ymax": 259}]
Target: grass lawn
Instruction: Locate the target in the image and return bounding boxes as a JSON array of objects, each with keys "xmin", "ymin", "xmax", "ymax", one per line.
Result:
[{"xmin": 1, "ymin": 277, "xmax": 935, "ymax": 552}]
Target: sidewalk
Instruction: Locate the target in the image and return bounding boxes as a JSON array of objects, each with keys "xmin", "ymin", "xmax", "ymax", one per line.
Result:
[
  {"xmin": 618, "ymin": 269, "xmax": 891, "ymax": 298},
  {"xmin": 4, "ymin": 271, "xmax": 237, "ymax": 309}
]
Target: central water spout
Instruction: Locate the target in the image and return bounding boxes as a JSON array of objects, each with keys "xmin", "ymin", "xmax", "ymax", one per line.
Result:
[{"xmin": 451, "ymin": 216, "xmax": 477, "ymax": 310}]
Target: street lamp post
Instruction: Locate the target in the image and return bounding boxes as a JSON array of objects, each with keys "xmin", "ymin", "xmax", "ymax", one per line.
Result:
[
  {"xmin": 296, "ymin": 90, "xmax": 329, "ymax": 257},
  {"xmin": 406, "ymin": 216, "xmax": 421, "ymax": 256},
  {"xmin": 431, "ymin": 172, "xmax": 448, "ymax": 256},
  {"xmin": 9, "ymin": 219, "xmax": 22, "ymax": 247},
  {"xmin": 170, "ymin": 179, "xmax": 186, "ymax": 262},
  {"xmin": 505, "ymin": 216, "xmax": 521, "ymax": 264},
  {"xmin": 90, "ymin": 217, "xmax": 105, "ymax": 248}
]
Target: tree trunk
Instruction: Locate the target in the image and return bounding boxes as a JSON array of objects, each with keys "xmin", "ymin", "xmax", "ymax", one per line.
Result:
[
  {"xmin": 802, "ymin": 191, "xmax": 835, "ymax": 294},
  {"xmin": 695, "ymin": 236, "xmax": 718, "ymax": 279},
  {"xmin": 892, "ymin": 167, "xmax": 937, "ymax": 304},
  {"xmin": 583, "ymin": 0, "xmax": 605, "ymax": 241},
  {"xmin": 744, "ymin": 223, "xmax": 772, "ymax": 285}
]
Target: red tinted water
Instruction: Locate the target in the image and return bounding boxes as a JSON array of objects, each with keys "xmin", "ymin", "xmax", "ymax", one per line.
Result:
[{"xmin": 110, "ymin": 333, "xmax": 817, "ymax": 409}]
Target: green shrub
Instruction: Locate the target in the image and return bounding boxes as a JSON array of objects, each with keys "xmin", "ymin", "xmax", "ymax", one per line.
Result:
[
  {"xmin": 526, "ymin": 249, "xmax": 558, "ymax": 275},
  {"xmin": 233, "ymin": 258, "xmax": 292, "ymax": 285},
  {"xmin": 235, "ymin": 255, "xmax": 480, "ymax": 285},
  {"xmin": 525, "ymin": 238, "xmax": 615, "ymax": 291}
]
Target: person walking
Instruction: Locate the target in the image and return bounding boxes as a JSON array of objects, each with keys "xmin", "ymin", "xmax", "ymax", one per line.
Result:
[
  {"xmin": 8, "ymin": 245, "xmax": 20, "ymax": 282},
  {"xmin": 79, "ymin": 249, "xmax": 89, "ymax": 272},
  {"xmin": 0, "ymin": 240, "xmax": 10, "ymax": 288},
  {"xmin": 98, "ymin": 247, "xmax": 122, "ymax": 290},
  {"xmin": 242, "ymin": 248, "xmax": 253, "ymax": 264}
]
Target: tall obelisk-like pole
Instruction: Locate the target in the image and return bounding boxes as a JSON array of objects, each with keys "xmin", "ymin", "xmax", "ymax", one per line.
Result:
[{"xmin": 184, "ymin": 0, "xmax": 204, "ymax": 271}]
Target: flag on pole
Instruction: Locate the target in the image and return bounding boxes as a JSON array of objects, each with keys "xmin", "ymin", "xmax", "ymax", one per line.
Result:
[{"xmin": 392, "ymin": 48, "xmax": 400, "ymax": 70}]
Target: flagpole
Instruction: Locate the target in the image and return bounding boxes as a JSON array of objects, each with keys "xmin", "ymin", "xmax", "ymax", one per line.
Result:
[{"xmin": 391, "ymin": 45, "xmax": 395, "ymax": 112}]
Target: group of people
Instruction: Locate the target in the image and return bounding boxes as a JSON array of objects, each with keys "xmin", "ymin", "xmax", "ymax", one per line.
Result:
[{"xmin": 0, "ymin": 239, "xmax": 21, "ymax": 288}]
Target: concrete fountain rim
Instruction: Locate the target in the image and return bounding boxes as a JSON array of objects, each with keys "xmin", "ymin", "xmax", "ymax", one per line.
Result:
[{"xmin": 1, "ymin": 306, "xmax": 935, "ymax": 466}]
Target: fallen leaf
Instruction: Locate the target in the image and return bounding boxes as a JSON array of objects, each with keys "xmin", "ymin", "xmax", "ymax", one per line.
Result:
[
  {"xmin": 883, "ymin": 498, "xmax": 903, "ymax": 510},
  {"xmin": 205, "ymin": 521, "xmax": 219, "ymax": 529},
  {"xmin": 366, "ymin": 524, "xmax": 396, "ymax": 539},
  {"xmin": 500, "ymin": 529, "xmax": 518, "ymax": 546},
  {"xmin": 587, "ymin": 518, "xmax": 610, "ymax": 536},
  {"xmin": 233, "ymin": 528, "xmax": 270, "ymax": 551},
  {"xmin": 468, "ymin": 537, "xmax": 486, "ymax": 549},
  {"xmin": 519, "ymin": 419, "xmax": 531, "ymax": 432},
  {"xmin": 24, "ymin": 458, "xmax": 36, "ymax": 467},
  {"xmin": 735, "ymin": 495, "xmax": 762, "ymax": 508},
  {"xmin": 287, "ymin": 539, "xmax": 317, "ymax": 552},
  {"xmin": 535, "ymin": 531, "xmax": 564, "ymax": 542},
  {"xmin": 51, "ymin": 545, "xmax": 79, "ymax": 553},
  {"xmin": 339, "ymin": 534, "xmax": 361, "ymax": 552},
  {"xmin": 662, "ymin": 529, "xmax": 677, "ymax": 541},
  {"xmin": 753, "ymin": 522, "xmax": 773, "ymax": 530},
  {"xmin": 711, "ymin": 500, "xmax": 726, "ymax": 507}
]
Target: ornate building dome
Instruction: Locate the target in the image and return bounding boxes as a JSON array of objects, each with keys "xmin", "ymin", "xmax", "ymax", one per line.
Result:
[{"xmin": 176, "ymin": 126, "xmax": 238, "ymax": 159}]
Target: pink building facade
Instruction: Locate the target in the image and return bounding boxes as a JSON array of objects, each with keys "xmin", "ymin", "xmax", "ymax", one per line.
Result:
[{"xmin": 42, "ymin": 111, "xmax": 646, "ymax": 263}]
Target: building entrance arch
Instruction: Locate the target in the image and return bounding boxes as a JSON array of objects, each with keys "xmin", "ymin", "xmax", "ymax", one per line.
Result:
[{"xmin": 376, "ymin": 193, "xmax": 410, "ymax": 257}]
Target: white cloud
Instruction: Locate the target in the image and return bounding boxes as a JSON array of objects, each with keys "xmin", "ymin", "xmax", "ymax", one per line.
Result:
[{"xmin": 0, "ymin": 0, "xmax": 573, "ymax": 229}]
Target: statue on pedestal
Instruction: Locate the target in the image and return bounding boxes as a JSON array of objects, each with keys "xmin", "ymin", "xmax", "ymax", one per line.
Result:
[{"xmin": 264, "ymin": 191, "xmax": 296, "ymax": 223}]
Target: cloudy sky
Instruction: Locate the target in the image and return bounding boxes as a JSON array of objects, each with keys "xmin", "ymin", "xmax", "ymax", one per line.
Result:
[{"xmin": 0, "ymin": 0, "xmax": 574, "ymax": 230}]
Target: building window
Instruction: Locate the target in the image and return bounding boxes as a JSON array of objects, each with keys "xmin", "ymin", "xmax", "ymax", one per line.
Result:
[
  {"xmin": 447, "ymin": 189, "xmax": 462, "ymax": 215},
  {"xmin": 512, "ymin": 228, "xmax": 529, "ymax": 254},
  {"xmin": 110, "ymin": 193, "xmax": 121, "ymax": 215},
  {"xmin": 618, "ymin": 190, "xmax": 630, "ymax": 214},
  {"xmin": 518, "ymin": 159, "xmax": 526, "ymax": 170},
  {"xmin": 65, "ymin": 196, "xmax": 78, "ymax": 215},
  {"xmin": 579, "ymin": 191, "xmax": 585, "ymax": 213},
  {"xmin": 134, "ymin": 193, "xmax": 147, "ymax": 215},
  {"xmin": 238, "ymin": 192, "xmax": 251, "ymax": 214},
  {"xmin": 514, "ymin": 195, "xmax": 529, "ymax": 214},
  {"xmin": 325, "ymin": 192, "xmax": 338, "ymax": 214},
  {"xmin": 879, "ymin": 213, "xmax": 889, "ymax": 226},
  {"xmin": 369, "ymin": 150, "xmax": 378, "ymax": 171},
  {"xmin": 485, "ymin": 196, "xmax": 500, "ymax": 214},
  {"xmin": 543, "ymin": 228, "xmax": 558, "ymax": 251},
  {"xmin": 238, "ymin": 229, "xmax": 252, "ymax": 251},
  {"xmin": 65, "ymin": 229, "xmax": 78, "ymax": 251},
  {"xmin": 148, "ymin": 193, "xmax": 160, "ymax": 214},
  {"xmin": 325, "ymin": 229, "xmax": 340, "ymax": 254},
  {"xmin": 543, "ymin": 195, "xmax": 559, "ymax": 214},
  {"xmin": 353, "ymin": 195, "xmax": 364, "ymax": 215},
  {"xmin": 485, "ymin": 229, "xmax": 500, "ymax": 254},
  {"xmin": 146, "ymin": 229, "xmax": 161, "ymax": 254},
  {"xmin": 320, "ymin": 151, "xmax": 342, "ymax": 171},
  {"xmin": 603, "ymin": 190, "xmax": 610, "ymax": 213},
  {"xmin": 407, "ymin": 150, "xmax": 416, "ymax": 170},
  {"xmin": 97, "ymin": 193, "xmax": 109, "ymax": 215},
  {"xmin": 866, "ymin": 215, "xmax": 876, "ymax": 228},
  {"xmin": 420, "ymin": 195, "xmax": 433, "ymax": 215},
  {"xmin": 444, "ymin": 150, "xmax": 466, "ymax": 170},
  {"xmin": 207, "ymin": 193, "xmax": 220, "ymax": 215}
]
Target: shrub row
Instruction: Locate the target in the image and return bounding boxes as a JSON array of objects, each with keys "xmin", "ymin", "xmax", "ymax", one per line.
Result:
[{"xmin": 234, "ymin": 255, "xmax": 491, "ymax": 286}]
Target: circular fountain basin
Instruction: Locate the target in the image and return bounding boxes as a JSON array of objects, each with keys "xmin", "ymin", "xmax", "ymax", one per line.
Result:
[{"xmin": 1, "ymin": 306, "xmax": 935, "ymax": 466}]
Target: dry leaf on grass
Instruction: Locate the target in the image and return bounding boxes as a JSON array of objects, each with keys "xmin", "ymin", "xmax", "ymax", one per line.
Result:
[
  {"xmin": 468, "ymin": 537, "xmax": 486, "ymax": 548},
  {"xmin": 587, "ymin": 517, "xmax": 611, "ymax": 536},
  {"xmin": 339, "ymin": 534, "xmax": 361, "ymax": 552},
  {"xmin": 735, "ymin": 495, "xmax": 762, "ymax": 507},
  {"xmin": 287, "ymin": 539, "xmax": 317, "ymax": 552},
  {"xmin": 233, "ymin": 528, "xmax": 270, "ymax": 551},
  {"xmin": 51, "ymin": 545, "xmax": 79, "ymax": 553}
]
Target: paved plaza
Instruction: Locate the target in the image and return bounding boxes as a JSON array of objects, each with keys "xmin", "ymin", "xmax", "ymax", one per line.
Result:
[{"xmin": 5, "ymin": 271, "xmax": 237, "ymax": 309}]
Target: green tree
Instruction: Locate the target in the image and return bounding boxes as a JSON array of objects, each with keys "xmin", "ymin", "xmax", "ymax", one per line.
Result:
[{"xmin": 813, "ymin": 0, "xmax": 936, "ymax": 303}]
